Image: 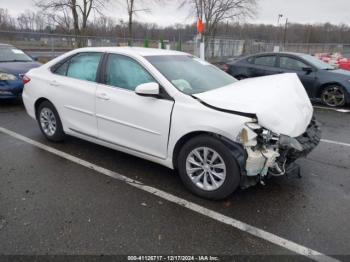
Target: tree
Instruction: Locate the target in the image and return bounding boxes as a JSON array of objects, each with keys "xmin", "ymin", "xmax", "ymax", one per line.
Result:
[
  {"xmin": 0, "ymin": 8, "xmax": 16, "ymax": 30},
  {"xmin": 181, "ymin": 0, "xmax": 257, "ymax": 40},
  {"xmin": 17, "ymin": 10, "xmax": 42, "ymax": 31},
  {"xmin": 36, "ymin": 0, "xmax": 108, "ymax": 45},
  {"xmin": 120, "ymin": 0, "xmax": 167, "ymax": 45},
  {"xmin": 121, "ymin": 0, "xmax": 148, "ymax": 45}
]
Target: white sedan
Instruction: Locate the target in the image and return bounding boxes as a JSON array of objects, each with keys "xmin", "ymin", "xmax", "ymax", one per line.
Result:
[{"xmin": 22, "ymin": 47, "xmax": 321, "ymax": 199}]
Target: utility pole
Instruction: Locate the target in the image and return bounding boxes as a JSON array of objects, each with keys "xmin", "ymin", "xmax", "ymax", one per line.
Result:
[
  {"xmin": 283, "ymin": 18, "xmax": 289, "ymax": 51},
  {"xmin": 198, "ymin": 0, "xmax": 205, "ymax": 60}
]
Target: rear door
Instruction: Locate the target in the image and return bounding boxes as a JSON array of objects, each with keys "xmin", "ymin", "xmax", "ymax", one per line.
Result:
[
  {"xmin": 50, "ymin": 52, "xmax": 103, "ymax": 137},
  {"xmin": 277, "ymin": 55, "xmax": 316, "ymax": 96},
  {"xmin": 248, "ymin": 54, "xmax": 280, "ymax": 77}
]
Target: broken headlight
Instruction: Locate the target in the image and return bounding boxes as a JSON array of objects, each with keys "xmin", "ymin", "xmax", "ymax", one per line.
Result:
[
  {"xmin": 237, "ymin": 126, "xmax": 258, "ymax": 146},
  {"xmin": 279, "ymin": 135, "xmax": 303, "ymax": 151},
  {"xmin": 237, "ymin": 122, "xmax": 280, "ymax": 148}
]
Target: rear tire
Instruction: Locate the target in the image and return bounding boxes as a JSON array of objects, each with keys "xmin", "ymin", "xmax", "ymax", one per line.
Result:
[
  {"xmin": 321, "ymin": 85, "xmax": 347, "ymax": 107},
  {"xmin": 177, "ymin": 135, "xmax": 241, "ymax": 200},
  {"xmin": 37, "ymin": 101, "xmax": 65, "ymax": 142}
]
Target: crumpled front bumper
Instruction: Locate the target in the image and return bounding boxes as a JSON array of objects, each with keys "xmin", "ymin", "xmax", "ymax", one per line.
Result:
[
  {"xmin": 281, "ymin": 117, "xmax": 322, "ymax": 164},
  {"xmin": 240, "ymin": 117, "xmax": 321, "ymax": 186}
]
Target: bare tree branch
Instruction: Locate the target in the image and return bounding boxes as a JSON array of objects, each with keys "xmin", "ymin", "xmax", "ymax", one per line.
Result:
[{"xmin": 35, "ymin": 0, "xmax": 109, "ymax": 45}]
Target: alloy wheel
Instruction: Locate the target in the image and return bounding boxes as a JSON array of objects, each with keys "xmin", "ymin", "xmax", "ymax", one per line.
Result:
[
  {"xmin": 322, "ymin": 86, "xmax": 345, "ymax": 107},
  {"xmin": 185, "ymin": 147, "xmax": 226, "ymax": 191},
  {"xmin": 40, "ymin": 108, "xmax": 57, "ymax": 136}
]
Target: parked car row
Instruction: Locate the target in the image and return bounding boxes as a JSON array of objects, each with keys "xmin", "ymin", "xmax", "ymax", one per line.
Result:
[
  {"xmin": 0, "ymin": 43, "xmax": 40, "ymax": 99},
  {"xmin": 222, "ymin": 52, "xmax": 350, "ymax": 107},
  {"xmin": 315, "ymin": 52, "xmax": 350, "ymax": 71}
]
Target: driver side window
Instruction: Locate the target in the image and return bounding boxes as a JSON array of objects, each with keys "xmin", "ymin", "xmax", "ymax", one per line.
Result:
[
  {"xmin": 280, "ymin": 56, "xmax": 308, "ymax": 71},
  {"xmin": 105, "ymin": 54, "xmax": 155, "ymax": 91}
]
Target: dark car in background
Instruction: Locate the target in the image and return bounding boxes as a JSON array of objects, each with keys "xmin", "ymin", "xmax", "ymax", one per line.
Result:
[
  {"xmin": 226, "ymin": 52, "xmax": 350, "ymax": 107},
  {"xmin": 0, "ymin": 43, "xmax": 40, "ymax": 100}
]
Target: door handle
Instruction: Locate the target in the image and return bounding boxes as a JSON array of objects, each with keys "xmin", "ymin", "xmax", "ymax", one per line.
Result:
[{"xmin": 97, "ymin": 93, "xmax": 110, "ymax": 101}]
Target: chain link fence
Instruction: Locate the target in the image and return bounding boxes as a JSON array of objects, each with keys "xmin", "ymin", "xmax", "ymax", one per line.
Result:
[{"xmin": 1, "ymin": 30, "xmax": 350, "ymax": 62}]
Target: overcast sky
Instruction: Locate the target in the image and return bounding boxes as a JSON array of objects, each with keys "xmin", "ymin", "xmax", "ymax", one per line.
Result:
[{"xmin": 1, "ymin": 0, "xmax": 349, "ymax": 26}]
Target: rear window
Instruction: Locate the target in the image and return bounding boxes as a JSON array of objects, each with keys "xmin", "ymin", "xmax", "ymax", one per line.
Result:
[
  {"xmin": 247, "ymin": 57, "xmax": 254, "ymax": 63},
  {"xmin": 254, "ymin": 56, "xmax": 276, "ymax": 67},
  {"xmin": 0, "ymin": 47, "xmax": 33, "ymax": 62},
  {"xmin": 53, "ymin": 52, "xmax": 102, "ymax": 82}
]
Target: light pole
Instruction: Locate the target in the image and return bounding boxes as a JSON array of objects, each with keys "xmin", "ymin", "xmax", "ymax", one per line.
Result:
[
  {"xmin": 277, "ymin": 14, "xmax": 283, "ymax": 26},
  {"xmin": 275, "ymin": 14, "xmax": 283, "ymax": 49}
]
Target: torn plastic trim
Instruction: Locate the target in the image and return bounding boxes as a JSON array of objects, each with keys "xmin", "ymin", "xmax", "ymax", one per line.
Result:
[
  {"xmin": 192, "ymin": 96, "xmax": 258, "ymax": 119},
  {"xmin": 217, "ymin": 135, "xmax": 248, "ymax": 178}
]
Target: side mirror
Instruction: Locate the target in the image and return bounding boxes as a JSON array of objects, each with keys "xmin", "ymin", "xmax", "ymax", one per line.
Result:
[
  {"xmin": 135, "ymin": 82, "xmax": 160, "ymax": 96},
  {"xmin": 302, "ymin": 67, "xmax": 313, "ymax": 74}
]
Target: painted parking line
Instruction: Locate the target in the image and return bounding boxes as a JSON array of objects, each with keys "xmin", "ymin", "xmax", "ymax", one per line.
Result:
[
  {"xmin": 0, "ymin": 126, "xmax": 340, "ymax": 262},
  {"xmin": 321, "ymin": 139, "xmax": 350, "ymax": 148},
  {"xmin": 313, "ymin": 106, "xmax": 350, "ymax": 113}
]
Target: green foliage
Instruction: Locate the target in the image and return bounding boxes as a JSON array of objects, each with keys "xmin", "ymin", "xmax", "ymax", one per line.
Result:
[
  {"xmin": 176, "ymin": 41, "xmax": 182, "ymax": 51},
  {"xmin": 160, "ymin": 38, "xmax": 165, "ymax": 49},
  {"xmin": 144, "ymin": 38, "xmax": 149, "ymax": 48}
]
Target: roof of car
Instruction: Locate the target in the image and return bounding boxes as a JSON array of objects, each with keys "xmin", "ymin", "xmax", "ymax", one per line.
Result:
[
  {"xmin": 228, "ymin": 52, "xmax": 310, "ymax": 64},
  {"xmin": 250, "ymin": 52, "xmax": 309, "ymax": 57},
  {"xmin": 0, "ymin": 43, "xmax": 13, "ymax": 48},
  {"xmin": 73, "ymin": 46, "xmax": 187, "ymax": 57}
]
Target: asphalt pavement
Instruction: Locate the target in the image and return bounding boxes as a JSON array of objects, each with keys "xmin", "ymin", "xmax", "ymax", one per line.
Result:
[{"xmin": 0, "ymin": 100, "xmax": 349, "ymax": 261}]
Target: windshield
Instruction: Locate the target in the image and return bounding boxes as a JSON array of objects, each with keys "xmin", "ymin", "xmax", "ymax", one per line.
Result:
[
  {"xmin": 0, "ymin": 47, "xmax": 33, "ymax": 62},
  {"xmin": 146, "ymin": 55, "xmax": 237, "ymax": 95},
  {"xmin": 300, "ymin": 54, "xmax": 335, "ymax": 70}
]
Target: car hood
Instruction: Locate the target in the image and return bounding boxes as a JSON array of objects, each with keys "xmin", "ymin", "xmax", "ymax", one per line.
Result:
[
  {"xmin": 193, "ymin": 73, "xmax": 313, "ymax": 137},
  {"xmin": 0, "ymin": 61, "xmax": 41, "ymax": 75}
]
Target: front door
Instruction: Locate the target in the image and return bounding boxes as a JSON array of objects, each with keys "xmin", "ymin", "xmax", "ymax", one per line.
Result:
[
  {"xmin": 278, "ymin": 55, "xmax": 316, "ymax": 96},
  {"xmin": 96, "ymin": 54, "xmax": 174, "ymax": 159}
]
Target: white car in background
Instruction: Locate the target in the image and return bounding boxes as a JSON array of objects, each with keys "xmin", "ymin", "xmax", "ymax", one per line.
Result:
[{"xmin": 22, "ymin": 47, "xmax": 321, "ymax": 200}]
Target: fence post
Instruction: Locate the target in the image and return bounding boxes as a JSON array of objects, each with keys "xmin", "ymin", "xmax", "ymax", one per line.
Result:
[{"xmin": 50, "ymin": 35, "xmax": 54, "ymax": 59}]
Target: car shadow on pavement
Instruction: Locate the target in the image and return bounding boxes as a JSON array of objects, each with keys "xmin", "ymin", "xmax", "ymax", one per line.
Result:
[{"xmin": 0, "ymin": 99, "xmax": 24, "ymax": 113}]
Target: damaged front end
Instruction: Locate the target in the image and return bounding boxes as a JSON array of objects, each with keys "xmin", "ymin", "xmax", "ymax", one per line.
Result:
[{"xmin": 238, "ymin": 117, "xmax": 321, "ymax": 188}]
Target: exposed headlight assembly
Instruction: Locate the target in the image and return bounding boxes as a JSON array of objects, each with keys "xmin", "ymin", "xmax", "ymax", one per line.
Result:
[
  {"xmin": 279, "ymin": 135, "xmax": 303, "ymax": 151},
  {"xmin": 237, "ymin": 123, "xmax": 259, "ymax": 146},
  {"xmin": 0, "ymin": 72, "xmax": 17, "ymax": 81},
  {"xmin": 245, "ymin": 122, "xmax": 261, "ymax": 130}
]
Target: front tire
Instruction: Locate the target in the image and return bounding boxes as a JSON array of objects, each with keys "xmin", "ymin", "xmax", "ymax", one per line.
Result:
[
  {"xmin": 37, "ymin": 101, "xmax": 65, "ymax": 142},
  {"xmin": 177, "ymin": 135, "xmax": 241, "ymax": 200}
]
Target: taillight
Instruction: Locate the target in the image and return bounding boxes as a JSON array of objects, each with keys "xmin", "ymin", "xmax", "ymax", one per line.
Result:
[{"xmin": 22, "ymin": 75, "xmax": 31, "ymax": 84}]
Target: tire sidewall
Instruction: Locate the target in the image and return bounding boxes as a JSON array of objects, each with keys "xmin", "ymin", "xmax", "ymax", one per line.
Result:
[
  {"xmin": 177, "ymin": 135, "xmax": 241, "ymax": 200},
  {"xmin": 37, "ymin": 101, "xmax": 65, "ymax": 142}
]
